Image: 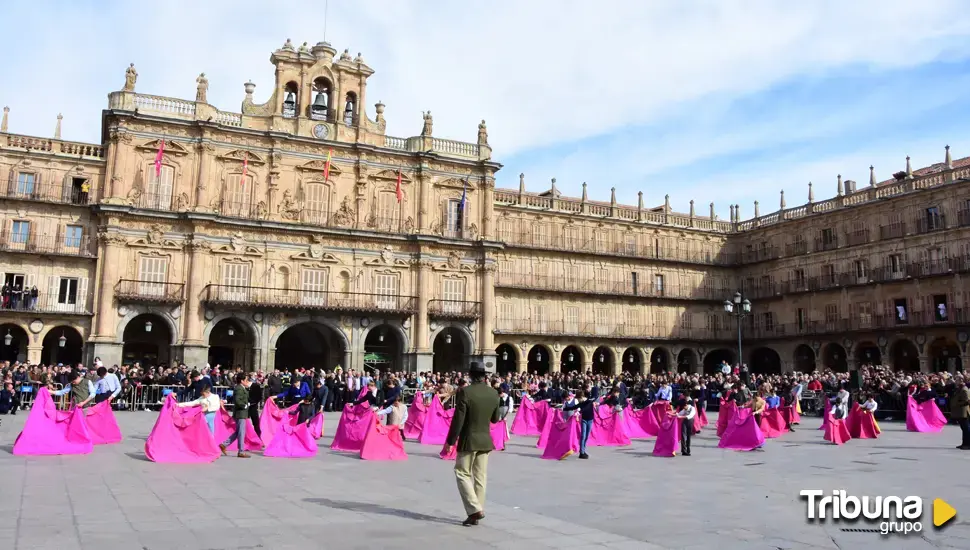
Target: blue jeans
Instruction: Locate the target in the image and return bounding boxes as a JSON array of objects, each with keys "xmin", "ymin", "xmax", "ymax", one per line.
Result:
[
  {"xmin": 221, "ymin": 418, "xmax": 246, "ymax": 452},
  {"xmin": 580, "ymin": 418, "xmax": 593, "ymax": 455},
  {"xmin": 204, "ymin": 412, "xmax": 216, "ymax": 435}
]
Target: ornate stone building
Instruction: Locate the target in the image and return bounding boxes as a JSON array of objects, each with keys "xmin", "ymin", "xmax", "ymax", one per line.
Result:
[{"xmin": 1, "ymin": 39, "xmax": 968, "ymax": 375}]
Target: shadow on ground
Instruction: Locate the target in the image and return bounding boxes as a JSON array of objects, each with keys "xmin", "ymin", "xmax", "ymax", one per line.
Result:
[{"xmin": 304, "ymin": 497, "xmax": 458, "ymax": 526}]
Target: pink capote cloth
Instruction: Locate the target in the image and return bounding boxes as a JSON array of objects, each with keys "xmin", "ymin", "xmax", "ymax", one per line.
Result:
[
  {"xmin": 259, "ymin": 398, "xmax": 301, "ymax": 446},
  {"xmin": 331, "ymin": 403, "xmax": 375, "ymax": 452},
  {"xmin": 403, "ymin": 392, "xmax": 428, "ymax": 440},
  {"xmin": 440, "ymin": 421, "xmax": 511, "ymax": 460},
  {"xmin": 214, "ymin": 409, "xmax": 263, "ymax": 451},
  {"xmin": 716, "ymin": 399, "xmax": 736, "ymax": 437},
  {"xmin": 144, "ymin": 394, "xmax": 220, "ymax": 463},
  {"xmin": 692, "ymin": 409, "xmax": 704, "ymax": 433},
  {"xmin": 362, "ymin": 419, "xmax": 408, "ymax": 461},
  {"xmin": 418, "ymin": 394, "xmax": 454, "ymax": 445},
  {"xmin": 264, "ymin": 414, "xmax": 317, "ymax": 458},
  {"xmin": 848, "ymin": 406, "xmax": 881, "ymax": 439},
  {"xmin": 511, "ymin": 397, "xmax": 540, "ymax": 436},
  {"xmin": 819, "ymin": 398, "xmax": 831, "ymax": 431},
  {"xmin": 84, "ymin": 400, "xmax": 122, "ymax": 445},
  {"xmin": 652, "ymin": 414, "xmax": 680, "ymax": 457},
  {"xmin": 759, "ymin": 408, "xmax": 787, "ymax": 438},
  {"xmin": 587, "ymin": 405, "xmax": 631, "ymax": 447},
  {"xmin": 308, "ymin": 413, "xmax": 324, "ymax": 439},
  {"xmin": 906, "ymin": 395, "xmax": 947, "ymax": 433},
  {"xmin": 536, "ymin": 405, "xmax": 558, "ymax": 448},
  {"xmin": 845, "ymin": 402, "xmax": 861, "ymax": 436},
  {"xmin": 697, "ymin": 406, "xmax": 710, "ymax": 427},
  {"xmin": 717, "ymin": 408, "xmax": 766, "ymax": 451},
  {"xmin": 824, "ymin": 417, "xmax": 851, "ymax": 445},
  {"xmin": 622, "ymin": 407, "xmax": 657, "ymax": 439},
  {"xmin": 13, "ymin": 387, "xmax": 93, "ymax": 456},
  {"xmin": 534, "ymin": 400, "xmax": 551, "ymax": 431},
  {"xmin": 649, "ymin": 401, "xmax": 670, "ymax": 425},
  {"xmin": 541, "ymin": 411, "xmax": 579, "ymax": 460}
]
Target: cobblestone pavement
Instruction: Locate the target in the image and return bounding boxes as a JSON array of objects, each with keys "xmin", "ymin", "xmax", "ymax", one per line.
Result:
[{"xmin": 0, "ymin": 410, "xmax": 967, "ymax": 550}]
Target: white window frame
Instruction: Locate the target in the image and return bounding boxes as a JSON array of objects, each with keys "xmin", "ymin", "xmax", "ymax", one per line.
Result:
[
  {"xmin": 374, "ymin": 273, "xmax": 399, "ymax": 310},
  {"xmin": 222, "ymin": 263, "xmax": 251, "ymax": 302},
  {"xmin": 138, "ymin": 256, "xmax": 169, "ymax": 297},
  {"xmin": 11, "ymin": 221, "xmax": 30, "ymax": 246},
  {"xmin": 145, "ymin": 165, "xmax": 175, "ymax": 210},
  {"xmin": 304, "ymin": 183, "xmax": 330, "ymax": 225},
  {"xmin": 441, "ymin": 278, "xmax": 466, "ymax": 314},
  {"xmin": 300, "ymin": 268, "xmax": 329, "ymax": 307}
]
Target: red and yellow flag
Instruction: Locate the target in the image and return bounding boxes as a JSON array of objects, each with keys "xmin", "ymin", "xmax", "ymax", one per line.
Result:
[
  {"xmin": 241, "ymin": 151, "xmax": 248, "ymax": 182},
  {"xmin": 323, "ymin": 149, "xmax": 333, "ymax": 182},
  {"xmin": 154, "ymin": 140, "xmax": 165, "ymax": 178},
  {"xmin": 396, "ymin": 169, "xmax": 403, "ymax": 203}
]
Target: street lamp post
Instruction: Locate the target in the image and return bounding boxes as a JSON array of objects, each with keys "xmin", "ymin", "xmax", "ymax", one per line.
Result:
[{"xmin": 723, "ymin": 291, "xmax": 752, "ymax": 370}]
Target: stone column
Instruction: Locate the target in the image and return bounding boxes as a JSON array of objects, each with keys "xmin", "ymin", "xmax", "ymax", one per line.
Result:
[
  {"xmin": 480, "ymin": 264, "xmax": 495, "ymax": 353},
  {"xmin": 482, "ymin": 178, "xmax": 495, "ymax": 240},
  {"xmin": 919, "ymin": 356, "xmax": 931, "ymax": 373},
  {"xmin": 27, "ymin": 345, "xmax": 42, "ymax": 365},
  {"xmin": 179, "ymin": 238, "xmax": 209, "ymax": 367},
  {"xmin": 414, "ymin": 259, "xmax": 433, "ymax": 372},
  {"xmin": 517, "ymin": 357, "xmax": 527, "ymax": 373},
  {"xmin": 641, "ymin": 347, "xmax": 654, "ymax": 376},
  {"xmin": 582, "ymin": 356, "xmax": 593, "ymax": 375},
  {"xmin": 93, "ymin": 233, "xmax": 125, "ymax": 338},
  {"xmin": 194, "ymin": 143, "xmax": 213, "ymax": 210}
]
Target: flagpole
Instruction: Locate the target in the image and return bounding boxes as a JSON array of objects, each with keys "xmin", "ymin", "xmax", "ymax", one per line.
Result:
[{"xmin": 324, "ymin": 0, "xmax": 330, "ymax": 42}]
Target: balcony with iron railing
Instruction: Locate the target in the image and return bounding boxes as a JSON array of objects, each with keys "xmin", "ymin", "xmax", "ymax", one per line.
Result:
[
  {"xmin": 914, "ymin": 215, "xmax": 946, "ymax": 235},
  {"xmin": 0, "ymin": 292, "xmax": 91, "ymax": 316},
  {"xmin": 879, "ymin": 223, "xmax": 906, "ymax": 240},
  {"xmin": 737, "ymin": 246, "xmax": 780, "ymax": 264},
  {"xmin": 494, "ymin": 273, "xmax": 730, "ymax": 301},
  {"xmin": 785, "ymin": 240, "xmax": 809, "ymax": 256},
  {"xmin": 958, "ymin": 209, "xmax": 970, "ymax": 227},
  {"xmin": 814, "ymin": 235, "xmax": 839, "ymax": 252},
  {"xmin": 115, "ymin": 280, "xmax": 185, "ymax": 304},
  {"xmin": 741, "ymin": 281, "xmax": 778, "ymax": 300},
  {"xmin": 749, "ymin": 308, "xmax": 969, "ymax": 339},
  {"xmin": 493, "ymin": 318, "xmax": 734, "ymax": 341},
  {"xmin": 843, "ymin": 229, "xmax": 870, "ymax": 247},
  {"xmin": 497, "ymin": 231, "xmax": 735, "ymax": 266},
  {"xmin": 428, "ymin": 300, "xmax": 481, "ymax": 319},
  {"xmin": 200, "ymin": 285, "xmax": 417, "ymax": 315},
  {"xmin": 0, "ymin": 232, "xmax": 96, "ymax": 258},
  {"xmin": 2, "ymin": 181, "xmax": 93, "ymax": 206}
]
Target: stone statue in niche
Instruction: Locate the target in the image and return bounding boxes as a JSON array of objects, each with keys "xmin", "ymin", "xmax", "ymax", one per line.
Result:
[
  {"xmin": 175, "ymin": 192, "xmax": 189, "ymax": 211},
  {"xmin": 123, "ymin": 63, "xmax": 138, "ymax": 92},
  {"xmin": 478, "ymin": 120, "xmax": 488, "ymax": 145},
  {"xmin": 279, "ymin": 189, "xmax": 300, "ymax": 220},
  {"xmin": 255, "ymin": 200, "xmax": 268, "ymax": 219},
  {"xmin": 333, "ymin": 196, "xmax": 355, "ymax": 227},
  {"xmin": 125, "ymin": 185, "xmax": 143, "ymax": 206},
  {"xmin": 403, "ymin": 217, "xmax": 414, "ymax": 233}
]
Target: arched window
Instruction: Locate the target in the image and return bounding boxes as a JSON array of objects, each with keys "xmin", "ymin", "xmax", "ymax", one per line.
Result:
[
  {"xmin": 343, "ymin": 92, "xmax": 357, "ymax": 125},
  {"xmin": 311, "ymin": 78, "xmax": 332, "ymax": 120},
  {"xmin": 282, "ymin": 82, "xmax": 299, "ymax": 118}
]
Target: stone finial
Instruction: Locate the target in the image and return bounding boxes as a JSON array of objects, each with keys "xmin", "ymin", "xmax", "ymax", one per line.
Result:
[
  {"xmin": 283, "ymin": 38, "xmax": 295, "ymax": 51},
  {"xmin": 808, "ymin": 181, "xmax": 814, "ymax": 202},
  {"xmin": 869, "ymin": 165, "xmax": 876, "ymax": 187},
  {"xmin": 664, "ymin": 194, "xmax": 671, "ymax": 213},
  {"xmin": 581, "ymin": 182, "xmax": 588, "ymax": 203},
  {"xmin": 551, "ymin": 177, "xmax": 558, "ymax": 196},
  {"xmin": 905, "ymin": 155, "xmax": 913, "ymax": 178},
  {"xmin": 710, "ymin": 202, "xmax": 715, "ymax": 220},
  {"xmin": 123, "ymin": 63, "xmax": 138, "ymax": 92},
  {"xmin": 637, "ymin": 191, "xmax": 644, "ymax": 211},
  {"xmin": 734, "ymin": 204, "xmax": 740, "ymax": 221},
  {"xmin": 1, "ymin": 106, "xmax": 8, "ymax": 133},
  {"xmin": 518, "ymin": 173, "xmax": 526, "ymax": 193},
  {"xmin": 477, "ymin": 120, "xmax": 488, "ymax": 146},
  {"xmin": 610, "ymin": 187, "xmax": 617, "ymax": 206},
  {"xmin": 689, "ymin": 200, "xmax": 695, "ymax": 218},
  {"xmin": 780, "ymin": 190, "xmax": 786, "ymax": 209},
  {"xmin": 837, "ymin": 174, "xmax": 843, "ymax": 196},
  {"xmin": 945, "ymin": 145, "xmax": 952, "ymax": 169},
  {"xmin": 244, "ymin": 81, "xmax": 256, "ymax": 97},
  {"xmin": 54, "ymin": 113, "xmax": 62, "ymax": 139},
  {"xmin": 421, "ymin": 111, "xmax": 433, "ymax": 137},
  {"xmin": 729, "ymin": 204, "xmax": 735, "ymax": 222},
  {"xmin": 299, "ymin": 42, "xmax": 310, "ymax": 53},
  {"xmin": 753, "ymin": 200, "xmax": 759, "ymax": 218}
]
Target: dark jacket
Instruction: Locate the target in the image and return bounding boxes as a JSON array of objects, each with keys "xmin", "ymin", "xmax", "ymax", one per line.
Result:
[
  {"xmin": 232, "ymin": 384, "xmax": 250, "ymax": 420},
  {"xmin": 951, "ymin": 386, "xmax": 970, "ymax": 420},
  {"xmin": 563, "ymin": 399, "xmax": 596, "ymax": 421},
  {"xmin": 445, "ymin": 382, "xmax": 500, "ymax": 452}
]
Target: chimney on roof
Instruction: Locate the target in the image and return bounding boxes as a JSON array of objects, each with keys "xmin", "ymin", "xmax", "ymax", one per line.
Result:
[
  {"xmin": 664, "ymin": 194, "xmax": 671, "ymax": 214},
  {"xmin": 710, "ymin": 202, "xmax": 715, "ymax": 221},
  {"xmin": 869, "ymin": 165, "xmax": 876, "ymax": 187},
  {"xmin": 845, "ymin": 180, "xmax": 856, "ymax": 194},
  {"xmin": 637, "ymin": 191, "xmax": 643, "ymax": 212},
  {"xmin": 581, "ymin": 182, "xmax": 587, "ymax": 203},
  {"xmin": 734, "ymin": 203, "xmax": 740, "ymax": 221},
  {"xmin": 729, "ymin": 204, "xmax": 735, "ymax": 222},
  {"xmin": 945, "ymin": 145, "xmax": 952, "ymax": 169},
  {"xmin": 610, "ymin": 187, "xmax": 617, "ymax": 207},
  {"xmin": 689, "ymin": 199, "xmax": 695, "ymax": 218},
  {"xmin": 836, "ymin": 174, "xmax": 843, "ymax": 197},
  {"xmin": 518, "ymin": 173, "xmax": 525, "ymax": 194}
]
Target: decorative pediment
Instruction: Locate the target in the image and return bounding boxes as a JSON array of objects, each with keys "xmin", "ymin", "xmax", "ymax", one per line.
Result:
[
  {"xmin": 217, "ymin": 149, "xmax": 266, "ymax": 165},
  {"xmin": 210, "ymin": 232, "xmax": 262, "ymax": 256},
  {"xmin": 127, "ymin": 224, "xmax": 181, "ymax": 249},
  {"xmin": 371, "ymin": 169, "xmax": 411, "ymax": 183},
  {"xmin": 432, "ymin": 251, "xmax": 474, "ymax": 272},
  {"xmin": 290, "ymin": 244, "xmax": 340, "ymax": 262},
  {"xmin": 136, "ymin": 139, "xmax": 190, "ymax": 156},
  {"xmin": 435, "ymin": 177, "xmax": 469, "ymax": 189},
  {"xmin": 297, "ymin": 159, "xmax": 343, "ymax": 176},
  {"xmin": 363, "ymin": 246, "xmax": 410, "ymax": 267}
]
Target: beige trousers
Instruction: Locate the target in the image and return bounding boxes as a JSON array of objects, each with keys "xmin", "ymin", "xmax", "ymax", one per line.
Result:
[{"xmin": 454, "ymin": 451, "xmax": 489, "ymax": 516}]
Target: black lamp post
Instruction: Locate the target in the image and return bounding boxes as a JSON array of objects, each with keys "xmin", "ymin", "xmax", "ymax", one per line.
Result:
[{"xmin": 723, "ymin": 291, "xmax": 752, "ymax": 369}]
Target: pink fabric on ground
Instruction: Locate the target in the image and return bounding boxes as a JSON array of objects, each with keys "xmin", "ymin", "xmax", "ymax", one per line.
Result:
[
  {"xmin": 652, "ymin": 414, "xmax": 680, "ymax": 457},
  {"xmin": 144, "ymin": 394, "xmax": 220, "ymax": 463},
  {"xmin": 13, "ymin": 387, "xmax": 93, "ymax": 456},
  {"xmin": 403, "ymin": 392, "xmax": 427, "ymax": 440},
  {"xmin": 622, "ymin": 408, "xmax": 656, "ymax": 439},
  {"xmin": 308, "ymin": 413, "xmax": 324, "ymax": 439},
  {"xmin": 541, "ymin": 411, "xmax": 579, "ymax": 460},
  {"xmin": 824, "ymin": 417, "xmax": 851, "ymax": 445},
  {"xmin": 491, "ymin": 419, "xmax": 509, "ymax": 451},
  {"xmin": 510, "ymin": 397, "xmax": 540, "ymax": 436},
  {"xmin": 331, "ymin": 403, "xmax": 375, "ymax": 452},
  {"xmin": 361, "ymin": 419, "xmax": 408, "ymax": 461},
  {"xmin": 819, "ymin": 399, "xmax": 831, "ymax": 431},
  {"xmin": 906, "ymin": 396, "xmax": 946, "ymax": 433},
  {"xmin": 418, "ymin": 394, "xmax": 455, "ymax": 445},
  {"xmin": 697, "ymin": 406, "xmax": 710, "ymax": 427},
  {"xmin": 534, "ymin": 400, "xmax": 551, "ymax": 431},
  {"xmin": 536, "ymin": 405, "xmax": 557, "ymax": 448},
  {"xmin": 716, "ymin": 399, "xmax": 736, "ymax": 437},
  {"xmin": 84, "ymin": 400, "xmax": 122, "ymax": 445},
  {"xmin": 759, "ymin": 408, "xmax": 787, "ymax": 438},
  {"xmin": 264, "ymin": 414, "xmax": 318, "ymax": 458},
  {"xmin": 214, "ymin": 409, "xmax": 263, "ymax": 451},
  {"xmin": 692, "ymin": 409, "xmax": 704, "ymax": 433},
  {"xmin": 850, "ymin": 408, "xmax": 881, "ymax": 439},
  {"xmin": 717, "ymin": 408, "xmax": 766, "ymax": 451},
  {"xmin": 587, "ymin": 405, "xmax": 631, "ymax": 447},
  {"xmin": 259, "ymin": 398, "xmax": 300, "ymax": 446},
  {"xmin": 845, "ymin": 403, "xmax": 861, "ymax": 436},
  {"xmin": 789, "ymin": 402, "xmax": 801, "ymax": 424}
]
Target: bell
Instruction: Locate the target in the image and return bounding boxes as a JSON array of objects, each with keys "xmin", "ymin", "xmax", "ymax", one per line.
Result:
[
  {"xmin": 283, "ymin": 92, "xmax": 296, "ymax": 107},
  {"xmin": 313, "ymin": 92, "xmax": 328, "ymax": 110}
]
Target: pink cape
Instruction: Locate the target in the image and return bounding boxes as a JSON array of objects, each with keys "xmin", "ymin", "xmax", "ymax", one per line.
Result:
[
  {"xmin": 362, "ymin": 419, "xmax": 408, "ymax": 461},
  {"xmin": 697, "ymin": 406, "xmax": 710, "ymax": 427},
  {"xmin": 541, "ymin": 411, "xmax": 579, "ymax": 460},
  {"xmin": 716, "ymin": 399, "xmax": 736, "ymax": 437},
  {"xmin": 824, "ymin": 417, "xmax": 851, "ymax": 445},
  {"xmin": 759, "ymin": 408, "xmax": 787, "ymax": 438},
  {"xmin": 587, "ymin": 405, "xmax": 631, "ymax": 447},
  {"xmin": 331, "ymin": 403, "xmax": 375, "ymax": 452},
  {"xmin": 418, "ymin": 394, "xmax": 455, "ymax": 445},
  {"xmin": 84, "ymin": 400, "xmax": 123, "ymax": 445},
  {"xmin": 536, "ymin": 404, "xmax": 557, "ymax": 448},
  {"xmin": 510, "ymin": 397, "xmax": 540, "ymax": 435},
  {"xmin": 264, "ymin": 415, "xmax": 318, "ymax": 458},
  {"xmin": 622, "ymin": 407, "xmax": 657, "ymax": 439},
  {"xmin": 906, "ymin": 396, "xmax": 947, "ymax": 433},
  {"xmin": 308, "ymin": 413, "xmax": 324, "ymax": 439},
  {"xmin": 848, "ymin": 406, "xmax": 881, "ymax": 439},
  {"xmin": 819, "ymin": 399, "xmax": 831, "ymax": 431},
  {"xmin": 403, "ymin": 392, "xmax": 427, "ymax": 439},
  {"xmin": 259, "ymin": 398, "xmax": 301, "ymax": 446},
  {"xmin": 845, "ymin": 403, "xmax": 861, "ymax": 436},
  {"xmin": 13, "ymin": 387, "xmax": 93, "ymax": 456},
  {"xmin": 214, "ymin": 409, "xmax": 263, "ymax": 452},
  {"xmin": 440, "ymin": 421, "xmax": 511, "ymax": 460},
  {"xmin": 144, "ymin": 395, "xmax": 220, "ymax": 463},
  {"xmin": 717, "ymin": 408, "xmax": 766, "ymax": 451},
  {"xmin": 652, "ymin": 414, "xmax": 680, "ymax": 457}
]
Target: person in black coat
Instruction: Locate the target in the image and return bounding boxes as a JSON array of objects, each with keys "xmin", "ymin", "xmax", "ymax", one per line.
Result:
[
  {"xmin": 248, "ymin": 380, "xmax": 263, "ymax": 437},
  {"xmin": 563, "ymin": 390, "xmax": 597, "ymax": 459},
  {"xmin": 312, "ymin": 379, "xmax": 329, "ymax": 414},
  {"xmin": 0, "ymin": 382, "xmax": 19, "ymax": 415}
]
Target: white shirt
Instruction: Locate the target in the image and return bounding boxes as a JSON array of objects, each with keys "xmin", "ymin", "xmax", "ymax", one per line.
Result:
[
  {"xmin": 862, "ymin": 400, "xmax": 878, "ymax": 413},
  {"xmin": 179, "ymin": 393, "xmax": 221, "ymax": 413},
  {"xmin": 676, "ymin": 403, "xmax": 696, "ymax": 421},
  {"xmin": 563, "ymin": 397, "xmax": 578, "ymax": 418}
]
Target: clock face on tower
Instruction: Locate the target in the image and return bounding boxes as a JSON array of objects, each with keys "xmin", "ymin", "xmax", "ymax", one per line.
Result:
[{"xmin": 312, "ymin": 124, "xmax": 329, "ymax": 139}]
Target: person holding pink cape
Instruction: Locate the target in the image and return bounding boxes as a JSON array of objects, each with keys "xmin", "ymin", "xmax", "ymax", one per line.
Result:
[
  {"xmin": 673, "ymin": 396, "xmax": 696, "ymax": 456},
  {"xmin": 177, "ymin": 383, "xmax": 221, "ymax": 435},
  {"xmin": 562, "ymin": 390, "xmax": 596, "ymax": 459}
]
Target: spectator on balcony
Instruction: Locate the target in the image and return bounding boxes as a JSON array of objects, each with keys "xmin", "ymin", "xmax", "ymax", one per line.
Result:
[
  {"xmin": 9, "ymin": 282, "xmax": 22, "ymax": 310},
  {"xmin": 79, "ymin": 180, "xmax": 90, "ymax": 204},
  {"xmin": 1, "ymin": 283, "xmax": 9, "ymax": 309}
]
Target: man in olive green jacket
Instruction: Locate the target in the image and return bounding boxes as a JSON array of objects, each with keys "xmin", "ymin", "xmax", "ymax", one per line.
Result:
[
  {"xmin": 442, "ymin": 362, "xmax": 500, "ymax": 526},
  {"xmin": 220, "ymin": 373, "xmax": 252, "ymax": 458},
  {"xmin": 951, "ymin": 376, "xmax": 970, "ymax": 450}
]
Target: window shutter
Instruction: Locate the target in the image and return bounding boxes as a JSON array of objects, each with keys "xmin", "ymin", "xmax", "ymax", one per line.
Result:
[
  {"xmin": 27, "ymin": 222, "xmax": 37, "ymax": 251},
  {"xmin": 34, "ymin": 171, "xmax": 42, "ymax": 191},
  {"xmin": 62, "ymin": 174, "xmax": 72, "ymax": 202},
  {"xmin": 440, "ymin": 200, "xmax": 448, "ymax": 236},
  {"xmin": 56, "ymin": 223, "xmax": 64, "ymax": 253},
  {"xmin": 78, "ymin": 277, "xmax": 89, "ymax": 312},
  {"xmin": 47, "ymin": 275, "xmax": 59, "ymax": 310},
  {"xmin": 6, "ymin": 170, "xmax": 13, "ymax": 194},
  {"xmin": 25, "ymin": 274, "xmax": 34, "ymax": 291}
]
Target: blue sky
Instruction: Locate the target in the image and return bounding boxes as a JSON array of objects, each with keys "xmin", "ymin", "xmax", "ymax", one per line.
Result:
[{"xmin": 3, "ymin": 1, "xmax": 970, "ymax": 219}]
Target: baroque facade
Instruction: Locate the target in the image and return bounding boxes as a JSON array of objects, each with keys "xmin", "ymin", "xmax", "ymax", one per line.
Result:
[{"xmin": 1, "ymin": 39, "xmax": 968, "ymax": 375}]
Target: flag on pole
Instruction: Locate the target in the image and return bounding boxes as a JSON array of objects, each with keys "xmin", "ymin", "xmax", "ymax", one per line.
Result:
[
  {"xmin": 323, "ymin": 148, "xmax": 333, "ymax": 182},
  {"xmin": 395, "ymin": 169, "xmax": 403, "ymax": 203},
  {"xmin": 154, "ymin": 140, "xmax": 165, "ymax": 178},
  {"xmin": 241, "ymin": 151, "xmax": 248, "ymax": 182}
]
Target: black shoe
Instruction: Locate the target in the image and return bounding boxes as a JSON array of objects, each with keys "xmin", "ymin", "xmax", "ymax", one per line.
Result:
[
  {"xmin": 958, "ymin": 445, "xmax": 970, "ymax": 450},
  {"xmin": 462, "ymin": 512, "xmax": 483, "ymax": 526},
  {"xmin": 579, "ymin": 453, "xmax": 589, "ymax": 459},
  {"xmin": 683, "ymin": 452, "xmax": 691, "ymax": 456}
]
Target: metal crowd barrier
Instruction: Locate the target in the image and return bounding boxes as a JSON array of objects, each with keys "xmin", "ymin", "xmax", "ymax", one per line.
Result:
[
  {"xmin": 124, "ymin": 384, "xmax": 234, "ymax": 412},
  {"xmin": 17, "ymin": 382, "xmax": 66, "ymax": 410}
]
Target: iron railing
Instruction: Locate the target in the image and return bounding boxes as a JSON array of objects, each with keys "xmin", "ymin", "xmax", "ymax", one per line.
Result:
[
  {"xmin": 200, "ymin": 284, "xmax": 418, "ymax": 314},
  {"xmin": 0, "ymin": 232, "xmax": 96, "ymax": 257},
  {"xmin": 2, "ymin": 181, "xmax": 93, "ymax": 206},
  {"xmin": 0, "ymin": 291, "xmax": 91, "ymax": 315},
  {"xmin": 428, "ymin": 300, "xmax": 482, "ymax": 319},
  {"xmin": 115, "ymin": 280, "xmax": 185, "ymax": 304}
]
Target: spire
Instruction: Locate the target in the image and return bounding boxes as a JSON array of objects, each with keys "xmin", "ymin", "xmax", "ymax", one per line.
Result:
[
  {"xmin": 753, "ymin": 200, "xmax": 759, "ymax": 218},
  {"xmin": 550, "ymin": 177, "xmax": 557, "ymax": 196},
  {"xmin": 637, "ymin": 191, "xmax": 643, "ymax": 212},
  {"xmin": 905, "ymin": 156, "xmax": 913, "ymax": 178},
  {"xmin": 709, "ymin": 202, "xmax": 715, "ymax": 221},
  {"xmin": 664, "ymin": 194, "xmax": 671, "ymax": 214},
  {"xmin": 808, "ymin": 182, "xmax": 814, "ymax": 202},
  {"xmin": 780, "ymin": 190, "xmax": 786, "ymax": 210},
  {"xmin": 610, "ymin": 187, "xmax": 616, "ymax": 207},
  {"xmin": 581, "ymin": 182, "xmax": 588, "ymax": 203},
  {"xmin": 836, "ymin": 174, "xmax": 843, "ymax": 196},
  {"xmin": 54, "ymin": 113, "xmax": 62, "ymax": 139},
  {"xmin": 945, "ymin": 145, "xmax": 952, "ymax": 169},
  {"xmin": 518, "ymin": 173, "xmax": 525, "ymax": 194},
  {"xmin": 689, "ymin": 199, "xmax": 695, "ymax": 217},
  {"xmin": 869, "ymin": 165, "xmax": 876, "ymax": 187},
  {"xmin": 729, "ymin": 204, "xmax": 735, "ymax": 222},
  {"xmin": 1, "ymin": 106, "xmax": 8, "ymax": 133},
  {"xmin": 734, "ymin": 204, "xmax": 740, "ymax": 221}
]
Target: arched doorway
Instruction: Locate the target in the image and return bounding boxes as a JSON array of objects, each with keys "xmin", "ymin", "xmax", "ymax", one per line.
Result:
[
  {"xmin": 561, "ymin": 345, "xmax": 582, "ymax": 373},
  {"xmin": 495, "ymin": 344, "xmax": 518, "ymax": 375},
  {"xmin": 41, "ymin": 326, "xmax": 83, "ymax": 366},
  {"xmin": 527, "ymin": 345, "xmax": 550, "ymax": 375},
  {"xmin": 821, "ymin": 342, "xmax": 847, "ymax": 372},
  {"xmin": 891, "ymin": 339, "xmax": 920, "ymax": 372},
  {"xmin": 122, "ymin": 314, "xmax": 172, "ymax": 367},
  {"xmin": 592, "ymin": 346, "xmax": 613, "ymax": 375},
  {"xmin": 703, "ymin": 349, "xmax": 735, "ymax": 374},
  {"xmin": 793, "ymin": 344, "xmax": 816, "ymax": 372},
  {"xmin": 677, "ymin": 349, "xmax": 698, "ymax": 373},
  {"xmin": 928, "ymin": 338, "xmax": 961, "ymax": 372},
  {"xmin": 208, "ymin": 318, "xmax": 254, "ymax": 370},
  {"xmin": 0, "ymin": 324, "xmax": 28, "ymax": 363},
  {"xmin": 750, "ymin": 347, "xmax": 781, "ymax": 374},
  {"xmin": 650, "ymin": 348, "xmax": 670, "ymax": 374},
  {"xmin": 854, "ymin": 341, "xmax": 881, "ymax": 367},
  {"xmin": 621, "ymin": 348, "xmax": 640, "ymax": 374},
  {"xmin": 275, "ymin": 321, "xmax": 345, "ymax": 371},
  {"xmin": 433, "ymin": 327, "xmax": 468, "ymax": 372},
  {"xmin": 364, "ymin": 325, "xmax": 404, "ymax": 374}
]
